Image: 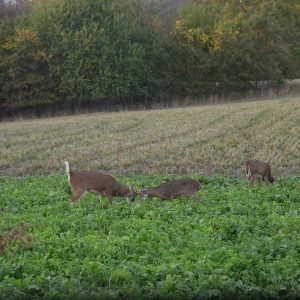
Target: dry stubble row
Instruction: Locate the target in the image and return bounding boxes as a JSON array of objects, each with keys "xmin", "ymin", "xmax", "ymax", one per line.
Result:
[{"xmin": 1, "ymin": 96, "xmax": 300, "ymax": 176}]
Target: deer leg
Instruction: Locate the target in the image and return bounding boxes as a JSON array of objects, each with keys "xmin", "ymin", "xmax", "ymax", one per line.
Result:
[
  {"xmin": 189, "ymin": 192, "xmax": 200, "ymax": 202},
  {"xmin": 193, "ymin": 194, "xmax": 201, "ymax": 202},
  {"xmin": 71, "ymin": 190, "xmax": 85, "ymax": 203},
  {"xmin": 264, "ymin": 175, "xmax": 270, "ymax": 185},
  {"xmin": 106, "ymin": 194, "xmax": 113, "ymax": 204},
  {"xmin": 249, "ymin": 174, "xmax": 258, "ymax": 187},
  {"xmin": 247, "ymin": 174, "xmax": 251, "ymax": 186},
  {"xmin": 247, "ymin": 176, "xmax": 252, "ymax": 187}
]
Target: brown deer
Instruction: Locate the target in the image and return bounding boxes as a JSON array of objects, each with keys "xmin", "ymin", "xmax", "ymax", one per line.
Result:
[
  {"xmin": 244, "ymin": 159, "xmax": 275, "ymax": 187},
  {"xmin": 65, "ymin": 161, "xmax": 136, "ymax": 204},
  {"xmin": 139, "ymin": 179, "xmax": 201, "ymax": 201}
]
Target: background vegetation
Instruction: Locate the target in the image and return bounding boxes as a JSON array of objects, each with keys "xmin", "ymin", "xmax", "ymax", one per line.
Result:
[{"xmin": 0, "ymin": 0, "xmax": 300, "ymax": 117}]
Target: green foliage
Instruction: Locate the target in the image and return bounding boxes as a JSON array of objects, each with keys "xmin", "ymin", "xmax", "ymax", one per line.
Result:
[
  {"xmin": 237, "ymin": 0, "xmax": 298, "ymax": 83},
  {"xmin": 0, "ymin": 17, "xmax": 17, "ymax": 109},
  {"xmin": 172, "ymin": 0, "xmax": 300, "ymax": 92},
  {"xmin": 31, "ymin": 0, "xmax": 172, "ymax": 103},
  {"xmin": 0, "ymin": 174, "xmax": 299, "ymax": 299},
  {"xmin": 0, "ymin": 27, "xmax": 57, "ymax": 110},
  {"xmin": 0, "ymin": 0, "xmax": 300, "ymax": 115},
  {"xmin": 292, "ymin": 1, "xmax": 300, "ymax": 78}
]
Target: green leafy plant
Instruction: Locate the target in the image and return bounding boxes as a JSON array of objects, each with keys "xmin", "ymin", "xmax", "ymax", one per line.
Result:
[{"xmin": 0, "ymin": 174, "xmax": 299, "ymax": 299}]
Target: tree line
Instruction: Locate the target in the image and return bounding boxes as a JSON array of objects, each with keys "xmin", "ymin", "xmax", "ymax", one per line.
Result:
[{"xmin": 0, "ymin": 0, "xmax": 299, "ymax": 116}]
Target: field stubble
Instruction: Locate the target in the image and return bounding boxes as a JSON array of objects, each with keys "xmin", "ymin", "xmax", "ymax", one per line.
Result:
[{"xmin": 1, "ymin": 95, "xmax": 300, "ymax": 176}]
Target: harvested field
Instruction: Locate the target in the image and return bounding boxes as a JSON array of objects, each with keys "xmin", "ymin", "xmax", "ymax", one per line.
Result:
[{"xmin": 1, "ymin": 95, "xmax": 300, "ymax": 176}]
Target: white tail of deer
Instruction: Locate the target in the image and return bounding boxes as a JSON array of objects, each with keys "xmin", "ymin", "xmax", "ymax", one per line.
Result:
[
  {"xmin": 64, "ymin": 161, "xmax": 136, "ymax": 204},
  {"xmin": 139, "ymin": 179, "xmax": 201, "ymax": 201},
  {"xmin": 244, "ymin": 159, "xmax": 275, "ymax": 187}
]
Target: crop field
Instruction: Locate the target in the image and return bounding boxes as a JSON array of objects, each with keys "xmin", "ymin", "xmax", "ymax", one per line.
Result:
[
  {"xmin": 1, "ymin": 96, "xmax": 300, "ymax": 299},
  {"xmin": 0, "ymin": 174, "xmax": 299, "ymax": 299},
  {"xmin": 1, "ymin": 95, "xmax": 300, "ymax": 177}
]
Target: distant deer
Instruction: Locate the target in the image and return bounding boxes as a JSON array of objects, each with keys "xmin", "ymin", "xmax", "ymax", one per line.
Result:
[
  {"xmin": 139, "ymin": 179, "xmax": 201, "ymax": 201},
  {"xmin": 65, "ymin": 161, "xmax": 136, "ymax": 204},
  {"xmin": 244, "ymin": 159, "xmax": 275, "ymax": 187}
]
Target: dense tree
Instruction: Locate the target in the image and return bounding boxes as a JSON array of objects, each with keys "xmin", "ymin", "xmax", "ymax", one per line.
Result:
[
  {"xmin": 125, "ymin": 0, "xmax": 189, "ymax": 30},
  {"xmin": 0, "ymin": 19, "xmax": 15, "ymax": 109},
  {"xmin": 30, "ymin": 0, "xmax": 173, "ymax": 104},
  {"xmin": 293, "ymin": 0, "xmax": 300, "ymax": 78},
  {"xmin": 0, "ymin": 28, "xmax": 56, "ymax": 110},
  {"xmin": 0, "ymin": 0, "xmax": 299, "ymax": 116},
  {"xmin": 0, "ymin": 1, "xmax": 34, "ymax": 112},
  {"xmin": 0, "ymin": 0, "xmax": 31, "ymax": 20},
  {"xmin": 171, "ymin": 0, "xmax": 300, "ymax": 92},
  {"xmin": 234, "ymin": 0, "xmax": 298, "ymax": 84}
]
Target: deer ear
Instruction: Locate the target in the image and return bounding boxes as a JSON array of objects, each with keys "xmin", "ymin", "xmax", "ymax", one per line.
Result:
[
  {"xmin": 140, "ymin": 189, "xmax": 148, "ymax": 200},
  {"xmin": 140, "ymin": 189, "xmax": 148, "ymax": 196}
]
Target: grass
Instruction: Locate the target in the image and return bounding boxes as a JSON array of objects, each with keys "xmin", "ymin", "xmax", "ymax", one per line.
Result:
[
  {"xmin": 1, "ymin": 95, "xmax": 300, "ymax": 177},
  {"xmin": 0, "ymin": 174, "xmax": 299, "ymax": 299}
]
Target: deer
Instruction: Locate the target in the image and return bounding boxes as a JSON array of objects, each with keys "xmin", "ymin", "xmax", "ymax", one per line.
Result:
[
  {"xmin": 64, "ymin": 161, "xmax": 136, "ymax": 204},
  {"xmin": 244, "ymin": 159, "xmax": 275, "ymax": 187},
  {"xmin": 139, "ymin": 179, "xmax": 201, "ymax": 201}
]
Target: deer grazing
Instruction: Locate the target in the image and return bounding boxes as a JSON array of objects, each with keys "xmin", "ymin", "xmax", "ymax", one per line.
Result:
[
  {"xmin": 139, "ymin": 179, "xmax": 201, "ymax": 201},
  {"xmin": 244, "ymin": 159, "xmax": 275, "ymax": 187},
  {"xmin": 65, "ymin": 161, "xmax": 136, "ymax": 204}
]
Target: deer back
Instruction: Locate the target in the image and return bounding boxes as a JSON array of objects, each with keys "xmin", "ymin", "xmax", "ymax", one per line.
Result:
[
  {"xmin": 246, "ymin": 160, "xmax": 270, "ymax": 176},
  {"xmin": 147, "ymin": 179, "xmax": 200, "ymax": 200},
  {"xmin": 70, "ymin": 171, "xmax": 118, "ymax": 194}
]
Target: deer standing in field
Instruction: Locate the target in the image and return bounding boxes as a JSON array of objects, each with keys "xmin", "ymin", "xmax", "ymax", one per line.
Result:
[
  {"xmin": 139, "ymin": 179, "xmax": 201, "ymax": 201},
  {"xmin": 64, "ymin": 161, "xmax": 136, "ymax": 204},
  {"xmin": 244, "ymin": 159, "xmax": 275, "ymax": 187}
]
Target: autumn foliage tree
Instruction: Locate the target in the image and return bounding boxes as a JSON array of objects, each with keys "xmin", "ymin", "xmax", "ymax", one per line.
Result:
[{"xmin": 171, "ymin": 0, "xmax": 300, "ymax": 92}]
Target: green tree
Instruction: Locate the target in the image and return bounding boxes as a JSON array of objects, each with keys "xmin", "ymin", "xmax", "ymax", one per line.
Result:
[
  {"xmin": 0, "ymin": 18, "xmax": 16, "ymax": 111},
  {"xmin": 172, "ymin": 0, "xmax": 300, "ymax": 93},
  {"xmin": 0, "ymin": 28, "xmax": 56, "ymax": 110},
  {"xmin": 31, "ymin": 0, "xmax": 173, "ymax": 104},
  {"xmin": 171, "ymin": 4, "xmax": 221, "ymax": 95},
  {"xmin": 237, "ymin": 0, "xmax": 299, "ymax": 84}
]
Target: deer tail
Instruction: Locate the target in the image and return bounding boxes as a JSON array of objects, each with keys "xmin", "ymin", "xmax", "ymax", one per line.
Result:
[
  {"xmin": 245, "ymin": 164, "xmax": 251, "ymax": 177},
  {"xmin": 64, "ymin": 161, "xmax": 73, "ymax": 177}
]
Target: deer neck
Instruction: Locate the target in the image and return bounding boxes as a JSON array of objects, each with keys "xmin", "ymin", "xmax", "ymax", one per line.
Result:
[
  {"xmin": 115, "ymin": 184, "xmax": 129, "ymax": 196},
  {"xmin": 147, "ymin": 188, "xmax": 162, "ymax": 198}
]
